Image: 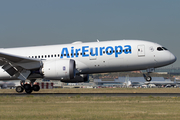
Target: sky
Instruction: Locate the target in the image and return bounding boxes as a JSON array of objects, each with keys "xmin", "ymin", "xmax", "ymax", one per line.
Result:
[{"xmin": 0, "ymin": 0, "xmax": 180, "ymax": 67}]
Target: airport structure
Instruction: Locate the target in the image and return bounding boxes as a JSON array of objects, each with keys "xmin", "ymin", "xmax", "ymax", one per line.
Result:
[
  {"xmin": 94, "ymin": 76, "xmax": 177, "ymax": 88},
  {"xmin": 155, "ymin": 67, "xmax": 180, "ymax": 75}
]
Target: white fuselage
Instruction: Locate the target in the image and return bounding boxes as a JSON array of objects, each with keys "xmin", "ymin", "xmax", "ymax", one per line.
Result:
[{"xmin": 0, "ymin": 40, "xmax": 176, "ymax": 80}]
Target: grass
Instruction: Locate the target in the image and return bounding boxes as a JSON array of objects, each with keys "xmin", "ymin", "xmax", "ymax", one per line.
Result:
[
  {"xmin": 0, "ymin": 95, "xmax": 180, "ymax": 120},
  {"xmin": 0, "ymin": 88, "xmax": 180, "ymax": 120}
]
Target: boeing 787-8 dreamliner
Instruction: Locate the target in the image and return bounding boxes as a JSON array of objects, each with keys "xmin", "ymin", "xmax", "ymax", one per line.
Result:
[{"xmin": 0, "ymin": 40, "xmax": 176, "ymax": 93}]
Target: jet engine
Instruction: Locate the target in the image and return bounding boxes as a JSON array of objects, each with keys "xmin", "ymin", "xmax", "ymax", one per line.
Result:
[
  {"xmin": 41, "ymin": 59, "xmax": 76, "ymax": 80},
  {"xmin": 61, "ymin": 74, "xmax": 89, "ymax": 83}
]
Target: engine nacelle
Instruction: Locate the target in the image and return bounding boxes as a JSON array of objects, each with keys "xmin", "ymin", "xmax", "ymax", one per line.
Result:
[
  {"xmin": 41, "ymin": 59, "xmax": 76, "ymax": 80},
  {"xmin": 61, "ymin": 74, "xmax": 89, "ymax": 83}
]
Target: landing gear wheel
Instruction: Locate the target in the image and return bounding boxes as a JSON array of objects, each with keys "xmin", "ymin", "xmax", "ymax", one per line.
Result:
[
  {"xmin": 24, "ymin": 84, "xmax": 31, "ymax": 90},
  {"xmin": 33, "ymin": 85, "xmax": 40, "ymax": 91},
  {"xmin": 146, "ymin": 76, "xmax": 152, "ymax": 82},
  {"xmin": 25, "ymin": 89, "xmax": 32, "ymax": 94},
  {"xmin": 24, "ymin": 84, "xmax": 33, "ymax": 94},
  {"xmin": 16, "ymin": 86, "xmax": 24, "ymax": 93}
]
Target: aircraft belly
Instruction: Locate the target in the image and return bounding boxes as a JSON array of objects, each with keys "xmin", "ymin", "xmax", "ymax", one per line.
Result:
[{"xmin": 85, "ymin": 55, "xmax": 157, "ymax": 73}]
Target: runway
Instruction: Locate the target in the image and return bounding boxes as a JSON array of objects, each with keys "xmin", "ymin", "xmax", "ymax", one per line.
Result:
[{"xmin": 0, "ymin": 93, "xmax": 180, "ymax": 97}]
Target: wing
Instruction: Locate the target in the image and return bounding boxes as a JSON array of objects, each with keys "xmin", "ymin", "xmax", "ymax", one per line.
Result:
[{"xmin": 0, "ymin": 52, "xmax": 42, "ymax": 80}]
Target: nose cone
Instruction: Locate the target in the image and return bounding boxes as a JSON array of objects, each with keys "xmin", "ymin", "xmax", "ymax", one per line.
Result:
[{"xmin": 170, "ymin": 53, "xmax": 177, "ymax": 64}]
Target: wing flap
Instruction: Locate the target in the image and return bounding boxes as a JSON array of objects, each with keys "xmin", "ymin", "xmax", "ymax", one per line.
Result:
[{"xmin": 0, "ymin": 52, "xmax": 42, "ymax": 80}]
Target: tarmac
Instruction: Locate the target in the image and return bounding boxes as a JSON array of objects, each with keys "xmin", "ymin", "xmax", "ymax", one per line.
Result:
[{"xmin": 0, "ymin": 93, "xmax": 180, "ymax": 97}]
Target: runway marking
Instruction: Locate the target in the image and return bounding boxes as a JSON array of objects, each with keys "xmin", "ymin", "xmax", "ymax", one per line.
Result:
[{"xmin": 0, "ymin": 93, "xmax": 180, "ymax": 97}]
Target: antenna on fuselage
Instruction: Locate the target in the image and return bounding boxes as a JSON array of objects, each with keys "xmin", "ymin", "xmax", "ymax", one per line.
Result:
[{"xmin": 97, "ymin": 39, "xmax": 99, "ymax": 42}]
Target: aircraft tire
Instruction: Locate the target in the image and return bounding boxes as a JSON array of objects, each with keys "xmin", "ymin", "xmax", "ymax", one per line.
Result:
[
  {"xmin": 33, "ymin": 85, "xmax": 40, "ymax": 91},
  {"xmin": 16, "ymin": 86, "xmax": 24, "ymax": 93},
  {"xmin": 25, "ymin": 89, "xmax": 32, "ymax": 94},
  {"xmin": 146, "ymin": 76, "xmax": 152, "ymax": 82},
  {"xmin": 24, "ymin": 84, "xmax": 31, "ymax": 90}
]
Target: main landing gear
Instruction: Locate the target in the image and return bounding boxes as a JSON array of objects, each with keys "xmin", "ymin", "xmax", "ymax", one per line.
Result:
[
  {"xmin": 16, "ymin": 80, "xmax": 40, "ymax": 94},
  {"xmin": 143, "ymin": 68, "xmax": 155, "ymax": 82}
]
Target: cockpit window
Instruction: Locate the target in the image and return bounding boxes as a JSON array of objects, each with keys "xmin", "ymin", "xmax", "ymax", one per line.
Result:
[
  {"xmin": 157, "ymin": 47, "xmax": 163, "ymax": 51},
  {"xmin": 157, "ymin": 47, "xmax": 168, "ymax": 51},
  {"xmin": 162, "ymin": 47, "xmax": 168, "ymax": 50}
]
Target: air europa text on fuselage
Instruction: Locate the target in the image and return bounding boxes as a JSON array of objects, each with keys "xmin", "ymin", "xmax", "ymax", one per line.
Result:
[{"xmin": 60, "ymin": 45, "xmax": 132, "ymax": 58}]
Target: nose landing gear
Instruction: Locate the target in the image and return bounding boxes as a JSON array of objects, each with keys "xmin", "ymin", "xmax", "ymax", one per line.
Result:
[
  {"xmin": 143, "ymin": 73, "xmax": 152, "ymax": 82},
  {"xmin": 143, "ymin": 68, "xmax": 155, "ymax": 82}
]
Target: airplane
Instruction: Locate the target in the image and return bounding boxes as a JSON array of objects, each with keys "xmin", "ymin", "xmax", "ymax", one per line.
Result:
[
  {"xmin": 0, "ymin": 40, "xmax": 176, "ymax": 94},
  {"xmin": 0, "ymin": 80, "xmax": 20, "ymax": 89},
  {"xmin": 145, "ymin": 80, "xmax": 177, "ymax": 87}
]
